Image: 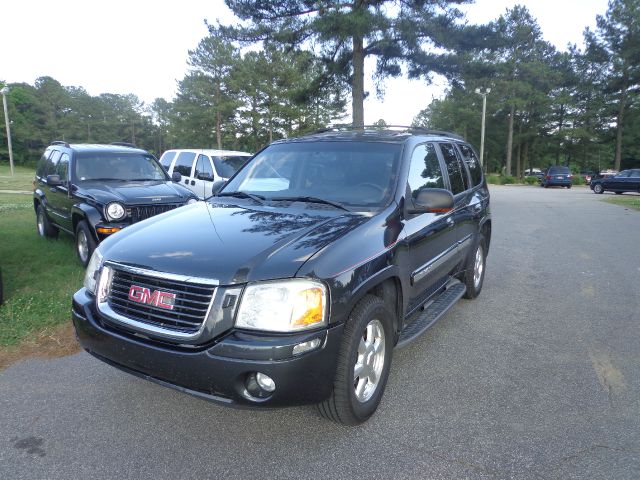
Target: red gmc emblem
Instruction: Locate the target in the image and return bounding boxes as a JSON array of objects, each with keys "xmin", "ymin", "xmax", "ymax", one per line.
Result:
[{"xmin": 128, "ymin": 285, "xmax": 176, "ymax": 310}]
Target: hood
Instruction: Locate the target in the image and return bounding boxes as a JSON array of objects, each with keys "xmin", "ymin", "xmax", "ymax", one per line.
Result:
[
  {"xmin": 99, "ymin": 201, "xmax": 369, "ymax": 284},
  {"xmin": 80, "ymin": 180, "xmax": 192, "ymax": 205}
]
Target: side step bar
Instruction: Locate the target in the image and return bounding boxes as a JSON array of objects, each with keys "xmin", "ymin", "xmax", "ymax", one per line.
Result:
[{"xmin": 396, "ymin": 281, "xmax": 466, "ymax": 349}]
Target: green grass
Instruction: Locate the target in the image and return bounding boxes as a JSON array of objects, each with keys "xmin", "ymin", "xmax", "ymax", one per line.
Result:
[
  {"xmin": 0, "ymin": 164, "xmax": 35, "ymax": 191},
  {"xmin": 603, "ymin": 195, "xmax": 640, "ymax": 211},
  {"xmin": 0, "ymin": 187, "xmax": 85, "ymax": 347}
]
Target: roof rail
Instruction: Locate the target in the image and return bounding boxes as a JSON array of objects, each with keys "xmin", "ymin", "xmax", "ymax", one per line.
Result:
[
  {"xmin": 110, "ymin": 142, "xmax": 137, "ymax": 148},
  {"xmin": 50, "ymin": 140, "xmax": 70, "ymax": 147},
  {"xmin": 310, "ymin": 124, "xmax": 465, "ymax": 140}
]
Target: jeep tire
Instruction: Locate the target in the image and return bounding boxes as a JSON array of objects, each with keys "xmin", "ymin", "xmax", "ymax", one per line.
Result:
[
  {"xmin": 76, "ymin": 220, "xmax": 96, "ymax": 267},
  {"xmin": 318, "ymin": 295, "xmax": 394, "ymax": 425},
  {"xmin": 36, "ymin": 204, "xmax": 59, "ymax": 239}
]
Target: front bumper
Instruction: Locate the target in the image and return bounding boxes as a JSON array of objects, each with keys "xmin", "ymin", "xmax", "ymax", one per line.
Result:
[{"xmin": 72, "ymin": 288, "xmax": 343, "ymax": 407}]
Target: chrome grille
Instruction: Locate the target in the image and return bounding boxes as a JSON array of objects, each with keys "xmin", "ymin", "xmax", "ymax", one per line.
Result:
[
  {"xmin": 107, "ymin": 268, "xmax": 216, "ymax": 334},
  {"xmin": 128, "ymin": 203, "xmax": 182, "ymax": 223}
]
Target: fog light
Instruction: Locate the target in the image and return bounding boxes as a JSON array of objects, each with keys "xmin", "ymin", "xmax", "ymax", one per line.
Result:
[
  {"xmin": 244, "ymin": 372, "xmax": 276, "ymax": 400},
  {"xmin": 292, "ymin": 338, "xmax": 321, "ymax": 356},
  {"xmin": 255, "ymin": 372, "xmax": 275, "ymax": 392}
]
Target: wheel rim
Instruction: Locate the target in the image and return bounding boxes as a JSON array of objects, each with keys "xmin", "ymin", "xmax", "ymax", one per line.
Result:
[
  {"xmin": 473, "ymin": 245, "xmax": 484, "ymax": 289},
  {"xmin": 77, "ymin": 230, "xmax": 89, "ymax": 263},
  {"xmin": 37, "ymin": 211, "xmax": 45, "ymax": 236},
  {"xmin": 353, "ymin": 319, "xmax": 386, "ymax": 403},
  {"xmin": 595, "ymin": 184, "xmax": 602, "ymax": 193}
]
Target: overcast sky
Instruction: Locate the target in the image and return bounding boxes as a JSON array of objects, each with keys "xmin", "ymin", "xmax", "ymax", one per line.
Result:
[{"xmin": 1, "ymin": 0, "xmax": 609, "ymax": 125}]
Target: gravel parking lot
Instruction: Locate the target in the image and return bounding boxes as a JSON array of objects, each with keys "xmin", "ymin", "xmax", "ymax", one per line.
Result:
[{"xmin": 1, "ymin": 185, "xmax": 639, "ymax": 479}]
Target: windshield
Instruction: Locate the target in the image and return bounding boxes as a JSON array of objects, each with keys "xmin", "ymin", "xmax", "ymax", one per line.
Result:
[
  {"xmin": 74, "ymin": 152, "xmax": 168, "ymax": 182},
  {"xmin": 213, "ymin": 155, "xmax": 251, "ymax": 178},
  {"xmin": 223, "ymin": 141, "xmax": 402, "ymax": 208}
]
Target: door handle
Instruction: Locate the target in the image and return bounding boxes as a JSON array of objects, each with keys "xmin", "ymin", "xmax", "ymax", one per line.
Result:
[
  {"xmin": 446, "ymin": 217, "xmax": 454, "ymax": 225},
  {"xmin": 190, "ymin": 180, "xmax": 195, "ymax": 186},
  {"xmin": 184, "ymin": 179, "xmax": 189, "ymax": 185}
]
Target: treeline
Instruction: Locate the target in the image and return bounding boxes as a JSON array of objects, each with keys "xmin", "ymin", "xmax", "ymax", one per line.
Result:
[{"xmin": 1, "ymin": 0, "xmax": 639, "ymax": 175}]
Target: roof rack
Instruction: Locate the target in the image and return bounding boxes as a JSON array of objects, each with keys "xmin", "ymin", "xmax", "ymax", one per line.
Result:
[
  {"xmin": 311, "ymin": 124, "xmax": 464, "ymax": 140},
  {"xmin": 110, "ymin": 142, "xmax": 137, "ymax": 148},
  {"xmin": 50, "ymin": 140, "xmax": 70, "ymax": 147}
]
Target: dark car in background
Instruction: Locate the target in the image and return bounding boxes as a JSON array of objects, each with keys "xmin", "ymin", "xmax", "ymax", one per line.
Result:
[
  {"xmin": 33, "ymin": 142, "xmax": 197, "ymax": 266},
  {"xmin": 541, "ymin": 166, "xmax": 572, "ymax": 188},
  {"xmin": 72, "ymin": 128, "xmax": 492, "ymax": 425},
  {"xmin": 591, "ymin": 169, "xmax": 640, "ymax": 194}
]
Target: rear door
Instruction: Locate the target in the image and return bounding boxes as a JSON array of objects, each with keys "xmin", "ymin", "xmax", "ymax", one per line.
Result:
[
  {"xmin": 171, "ymin": 151, "xmax": 198, "ymax": 195},
  {"xmin": 192, "ymin": 154, "xmax": 215, "ymax": 198}
]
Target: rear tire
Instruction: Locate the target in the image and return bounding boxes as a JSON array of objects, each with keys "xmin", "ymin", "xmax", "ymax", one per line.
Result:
[
  {"xmin": 462, "ymin": 234, "xmax": 487, "ymax": 299},
  {"xmin": 318, "ymin": 295, "xmax": 394, "ymax": 425},
  {"xmin": 75, "ymin": 221, "xmax": 96, "ymax": 267},
  {"xmin": 567, "ymin": 184, "xmax": 572, "ymax": 189},
  {"xmin": 36, "ymin": 204, "xmax": 59, "ymax": 238},
  {"xmin": 615, "ymin": 191, "xmax": 623, "ymax": 195}
]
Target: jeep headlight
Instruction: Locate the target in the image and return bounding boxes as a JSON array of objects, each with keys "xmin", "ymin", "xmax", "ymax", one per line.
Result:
[
  {"xmin": 235, "ymin": 279, "xmax": 327, "ymax": 332},
  {"xmin": 83, "ymin": 248, "xmax": 104, "ymax": 295},
  {"xmin": 105, "ymin": 202, "xmax": 126, "ymax": 221},
  {"xmin": 187, "ymin": 198, "xmax": 198, "ymax": 205}
]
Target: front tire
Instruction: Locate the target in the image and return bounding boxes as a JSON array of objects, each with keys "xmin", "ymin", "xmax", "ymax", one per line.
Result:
[
  {"xmin": 463, "ymin": 234, "xmax": 487, "ymax": 299},
  {"xmin": 36, "ymin": 204, "xmax": 59, "ymax": 238},
  {"xmin": 75, "ymin": 221, "xmax": 97, "ymax": 267},
  {"xmin": 318, "ymin": 295, "xmax": 394, "ymax": 425},
  {"xmin": 593, "ymin": 183, "xmax": 604, "ymax": 194}
]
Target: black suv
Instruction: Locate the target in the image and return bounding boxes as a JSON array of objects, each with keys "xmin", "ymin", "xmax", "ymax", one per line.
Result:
[
  {"xmin": 33, "ymin": 142, "xmax": 197, "ymax": 265},
  {"xmin": 72, "ymin": 129, "xmax": 492, "ymax": 425}
]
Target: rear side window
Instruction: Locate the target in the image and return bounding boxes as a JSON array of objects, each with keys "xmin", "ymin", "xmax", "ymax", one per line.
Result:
[
  {"xmin": 213, "ymin": 156, "xmax": 250, "ymax": 178},
  {"xmin": 458, "ymin": 143, "xmax": 483, "ymax": 187},
  {"xmin": 439, "ymin": 143, "xmax": 466, "ymax": 195},
  {"xmin": 173, "ymin": 152, "xmax": 196, "ymax": 177},
  {"xmin": 56, "ymin": 153, "xmax": 70, "ymax": 182},
  {"xmin": 548, "ymin": 166, "xmax": 570, "ymax": 174},
  {"xmin": 407, "ymin": 143, "xmax": 445, "ymax": 199},
  {"xmin": 159, "ymin": 151, "xmax": 176, "ymax": 171},
  {"xmin": 631, "ymin": 170, "xmax": 640, "ymax": 178},
  {"xmin": 194, "ymin": 154, "xmax": 214, "ymax": 180}
]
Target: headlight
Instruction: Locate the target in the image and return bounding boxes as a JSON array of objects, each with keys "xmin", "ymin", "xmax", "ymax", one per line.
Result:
[
  {"xmin": 83, "ymin": 248, "xmax": 104, "ymax": 295},
  {"xmin": 236, "ymin": 279, "xmax": 327, "ymax": 332},
  {"xmin": 105, "ymin": 202, "xmax": 126, "ymax": 221},
  {"xmin": 187, "ymin": 198, "xmax": 198, "ymax": 205}
]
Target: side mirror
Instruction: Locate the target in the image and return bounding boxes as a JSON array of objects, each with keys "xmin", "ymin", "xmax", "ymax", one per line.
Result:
[
  {"xmin": 211, "ymin": 180, "xmax": 226, "ymax": 195},
  {"xmin": 46, "ymin": 174, "xmax": 62, "ymax": 187},
  {"xmin": 171, "ymin": 172, "xmax": 182, "ymax": 182},
  {"xmin": 409, "ymin": 188, "xmax": 454, "ymax": 214}
]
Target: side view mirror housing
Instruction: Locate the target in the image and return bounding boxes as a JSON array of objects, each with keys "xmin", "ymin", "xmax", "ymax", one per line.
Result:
[
  {"xmin": 211, "ymin": 180, "xmax": 226, "ymax": 195},
  {"xmin": 46, "ymin": 174, "xmax": 62, "ymax": 187},
  {"xmin": 408, "ymin": 188, "xmax": 454, "ymax": 214},
  {"xmin": 171, "ymin": 172, "xmax": 182, "ymax": 183}
]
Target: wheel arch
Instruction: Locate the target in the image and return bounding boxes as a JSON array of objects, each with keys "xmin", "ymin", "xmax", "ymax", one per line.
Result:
[{"xmin": 71, "ymin": 204, "xmax": 102, "ymax": 241}]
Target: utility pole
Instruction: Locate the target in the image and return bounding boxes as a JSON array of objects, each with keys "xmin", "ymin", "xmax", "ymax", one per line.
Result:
[
  {"xmin": 1, "ymin": 86, "xmax": 14, "ymax": 176},
  {"xmin": 475, "ymin": 87, "xmax": 491, "ymax": 167}
]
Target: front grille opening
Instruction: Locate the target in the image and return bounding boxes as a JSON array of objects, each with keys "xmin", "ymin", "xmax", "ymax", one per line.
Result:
[
  {"xmin": 108, "ymin": 269, "xmax": 216, "ymax": 334},
  {"xmin": 128, "ymin": 204, "xmax": 182, "ymax": 223}
]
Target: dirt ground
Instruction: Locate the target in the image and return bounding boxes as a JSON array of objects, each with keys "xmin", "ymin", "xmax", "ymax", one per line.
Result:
[{"xmin": 0, "ymin": 322, "xmax": 80, "ymax": 371}]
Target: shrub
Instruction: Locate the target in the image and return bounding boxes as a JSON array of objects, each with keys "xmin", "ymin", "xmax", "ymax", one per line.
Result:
[
  {"xmin": 572, "ymin": 175, "xmax": 585, "ymax": 185},
  {"xmin": 501, "ymin": 175, "xmax": 516, "ymax": 184},
  {"xmin": 486, "ymin": 174, "xmax": 501, "ymax": 185},
  {"xmin": 524, "ymin": 176, "xmax": 538, "ymax": 185}
]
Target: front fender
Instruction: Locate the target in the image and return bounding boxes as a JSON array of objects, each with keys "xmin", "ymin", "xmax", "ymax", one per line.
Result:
[{"xmin": 71, "ymin": 203, "xmax": 102, "ymax": 239}]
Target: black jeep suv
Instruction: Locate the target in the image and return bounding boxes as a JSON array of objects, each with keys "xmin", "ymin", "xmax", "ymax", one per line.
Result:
[
  {"xmin": 33, "ymin": 142, "xmax": 197, "ymax": 265},
  {"xmin": 72, "ymin": 129, "xmax": 492, "ymax": 425}
]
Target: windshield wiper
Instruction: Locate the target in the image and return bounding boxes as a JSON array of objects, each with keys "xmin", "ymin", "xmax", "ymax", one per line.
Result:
[
  {"xmin": 271, "ymin": 196, "xmax": 350, "ymax": 212},
  {"xmin": 216, "ymin": 191, "xmax": 265, "ymax": 205}
]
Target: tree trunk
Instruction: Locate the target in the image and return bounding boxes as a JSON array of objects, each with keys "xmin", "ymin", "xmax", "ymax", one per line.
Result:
[
  {"xmin": 216, "ymin": 81, "xmax": 222, "ymax": 149},
  {"xmin": 614, "ymin": 75, "xmax": 627, "ymax": 171},
  {"xmin": 506, "ymin": 104, "xmax": 515, "ymax": 176},
  {"xmin": 556, "ymin": 104, "xmax": 565, "ymax": 164},
  {"xmin": 352, "ymin": 33, "xmax": 365, "ymax": 128}
]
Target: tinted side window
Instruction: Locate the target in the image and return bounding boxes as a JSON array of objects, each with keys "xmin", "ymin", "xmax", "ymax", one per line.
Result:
[
  {"xmin": 458, "ymin": 143, "xmax": 483, "ymax": 187},
  {"xmin": 173, "ymin": 152, "xmax": 196, "ymax": 176},
  {"xmin": 195, "ymin": 154, "xmax": 214, "ymax": 180},
  {"xmin": 36, "ymin": 149, "xmax": 53, "ymax": 177},
  {"xmin": 56, "ymin": 153, "xmax": 70, "ymax": 183},
  {"xmin": 630, "ymin": 170, "xmax": 640, "ymax": 178},
  {"xmin": 159, "ymin": 151, "xmax": 176, "ymax": 170},
  {"xmin": 407, "ymin": 143, "xmax": 445, "ymax": 201},
  {"xmin": 439, "ymin": 143, "xmax": 466, "ymax": 195},
  {"xmin": 47, "ymin": 150, "xmax": 62, "ymax": 177}
]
